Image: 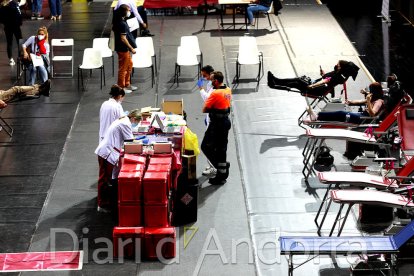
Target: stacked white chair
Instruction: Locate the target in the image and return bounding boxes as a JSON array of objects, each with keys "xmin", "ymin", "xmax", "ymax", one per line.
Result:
[
  {"xmin": 131, "ymin": 47, "xmax": 155, "ymax": 88},
  {"xmin": 173, "ymin": 45, "xmax": 201, "ymax": 86},
  {"xmin": 180, "ymin": 36, "xmax": 203, "ymax": 68},
  {"xmin": 92, "ymin": 38, "xmax": 114, "ymax": 77},
  {"xmin": 235, "ymin": 36, "xmax": 263, "ymax": 88},
  {"xmin": 136, "ymin": 37, "xmax": 157, "ymax": 75},
  {"xmin": 78, "ymin": 48, "xmax": 105, "ymax": 90}
]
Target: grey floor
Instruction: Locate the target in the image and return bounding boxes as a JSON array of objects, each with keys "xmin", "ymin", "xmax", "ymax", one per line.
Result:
[{"xmin": 1, "ymin": 0, "xmax": 413, "ymax": 275}]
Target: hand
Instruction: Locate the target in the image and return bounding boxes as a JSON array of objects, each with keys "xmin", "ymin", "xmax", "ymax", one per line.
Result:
[
  {"xmin": 142, "ymin": 23, "xmax": 147, "ymax": 29},
  {"xmin": 320, "ymin": 69, "xmax": 325, "ymax": 76},
  {"xmin": 360, "ymin": 89, "xmax": 368, "ymax": 95},
  {"xmin": 345, "ymin": 99, "xmax": 350, "ymax": 105},
  {"xmin": 131, "ymin": 48, "xmax": 136, "ymax": 54},
  {"xmin": 197, "ymin": 78, "xmax": 204, "ymax": 88},
  {"xmin": 0, "ymin": 100, "xmax": 7, "ymax": 108},
  {"xmin": 366, "ymin": 93, "xmax": 372, "ymax": 101}
]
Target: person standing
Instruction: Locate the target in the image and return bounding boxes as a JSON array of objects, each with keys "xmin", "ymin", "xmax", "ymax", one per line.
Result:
[
  {"xmin": 49, "ymin": 0, "xmax": 62, "ymax": 20},
  {"xmin": 201, "ymin": 71, "xmax": 232, "ymax": 185},
  {"xmin": 22, "ymin": 26, "xmax": 50, "ymax": 85},
  {"xmin": 113, "ymin": 0, "xmax": 147, "ymax": 39},
  {"xmin": 196, "ymin": 65, "xmax": 217, "ymax": 176},
  {"xmin": 247, "ymin": 0, "xmax": 273, "ymax": 27},
  {"xmin": 31, "ymin": 0, "xmax": 43, "ymax": 19},
  {"xmin": 113, "ymin": 4, "xmax": 137, "ymax": 94},
  {"xmin": 0, "ymin": 0, "xmax": 23, "ymax": 66},
  {"xmin": 99, "ymin": 85, "xmax": 125, "ymax": 143},
  {"xmin": 94, "ymin": 109, "xmax": 141, "ymax": 212}
]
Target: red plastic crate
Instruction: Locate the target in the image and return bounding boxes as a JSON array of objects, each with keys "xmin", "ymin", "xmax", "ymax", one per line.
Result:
[
  {"xmin": 121, "ymin": 163, "xmax": 145, "ymax": 173},
  {"xmin": 146, "ymin": 164, "xmax": 171, "ymax": 172},
  {"xmin": 149, "ymin": 156, "xmax": 173, "ymax": 165},
  {"xmin": 143, "ymin": 171, "xmax": 169, "ymax": 204},
  {"xmin": 123, "ymin": 154, "xmax": 147, "ymax": 164},
  {"xmin": 113, "ymin": 227, "xmax": 144, "ymax": 258},
  {"xmin": 118, "ymin": 202, "xmax": 142, "ymax": 227},
  {"xmin": 143, "ymin": 203, "xmax": 169, "ymax": 227},
  {"xmin": 118, "ymin": 171, "xmax": 143, "ymax": 203},
  {"xmin": 144, "ymin": 227, "xmax": 176, "ymax": 260}
]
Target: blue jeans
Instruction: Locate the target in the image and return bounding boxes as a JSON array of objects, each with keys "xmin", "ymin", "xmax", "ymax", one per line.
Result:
[
  {"xmin": 32, "ymin": 0, "xmax": 43, "ymax": 14},
  {"xmin": 317, "ymin": 110, "xmax": 363, "ymax": 124},
  {"xmin": 49, "ymin": 0, "xmax": 62, "ymax": 16},
  {"xmin": 247, "ymin": 4, "xmax": 270, "ymax": 25},
  {"xmin": 28, "ymin": 64, "xmax": 48, "ymax": 85}
]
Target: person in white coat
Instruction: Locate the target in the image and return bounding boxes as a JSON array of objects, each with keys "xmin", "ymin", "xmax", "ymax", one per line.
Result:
[
  {"xmin": 196, "ymin": 65, "xmax": 217, "ymax": 176},
  {"xmin": 95, "ymin": 109, "xmax": 141, "ymax": 212},
  {"xmin": 99, "ymin": 84, "xmax": 125, "ymax": 143}
]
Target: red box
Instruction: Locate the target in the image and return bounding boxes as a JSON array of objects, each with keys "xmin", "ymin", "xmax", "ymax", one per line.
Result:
[
  {"xmin": 118, "ymin": 171, "xmax": 143, "ymax": 203},
  {"xmin": 144, "ymin": 227, "xmax": 176, "ymax": 260},
  {"xmin": 149, "ymin": 156, "xmax": 173, "ymax": 165},
  {"xmin": 113, "ymin": 227, "xmax": 144, "ymax": 258},
  {"xmin": 144, "ymin": 203, "xmax": 169, "ymax": 227},
  {"xmin": 118, "ymin": 202, "xmax": 142, "ymax": 227},
  {"xmin": 123, "ymin": 154, "xmax": 147, "ymax": 164},
  {"xmin": 121, "ymin": 163, "xmax": 145, "ymax": 173},
  {"xmin": 146, "ymin": 164, "xmax": 171, "ymax": 172},
  {"xmin": 143, "ymin": 171, "xmax": 169, "ymax": 203}
]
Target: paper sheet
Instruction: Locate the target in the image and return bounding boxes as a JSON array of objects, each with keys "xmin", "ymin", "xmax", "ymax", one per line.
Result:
[
  {"xmin": 127, "ymin": 17, "xmax": 140, "ymax": 32},
  {"xmin": 30, "ymin": 54, "xmax": 44, "ymax": 67}
]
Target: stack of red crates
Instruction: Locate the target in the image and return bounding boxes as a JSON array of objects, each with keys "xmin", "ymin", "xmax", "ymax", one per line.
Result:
[{"xmin": 113, "ymin": 153, "xmax": 176, "ymax": 260}]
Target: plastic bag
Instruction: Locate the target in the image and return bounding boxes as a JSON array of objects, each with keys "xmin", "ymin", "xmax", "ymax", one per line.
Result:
[{"xmin": 183, "ymin": 127, "xmax": 200, "ymax": 156}]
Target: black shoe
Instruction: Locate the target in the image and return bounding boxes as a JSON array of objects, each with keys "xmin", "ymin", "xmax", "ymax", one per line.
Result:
[
  {"xmin": 40, "ymin": 79, "xmax": 51, "ymax": 97},
  {"xmin": 141, "ymin": 30, "xmax": 154, "ymax": 37},
  {"xmin": 267, "ymin": 71, "xmax": 276, "ymax": 87},
  {"xmin": 208, "ymin": 177, "xmax": 226, "ymax": 185}
]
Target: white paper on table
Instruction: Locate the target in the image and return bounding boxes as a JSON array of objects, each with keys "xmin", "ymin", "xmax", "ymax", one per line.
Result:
[
  {"xmin": 127, "ymin": 17, "xmax": 139, "ymax": 32},
  {"xmin": 30, "ymin": 54, "xmax": 44, "ymax": 67}
]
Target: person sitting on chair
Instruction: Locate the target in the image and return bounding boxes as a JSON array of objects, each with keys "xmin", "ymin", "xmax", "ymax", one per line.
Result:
[
  {"xmin": 267, "ymin": 60, "xmax": 360, "ymax": 97},
  {"xmin": 247, "ymin": 0, "xmax": 273, "ymax": 27},
  {"xmin": 0, "ymin": 80, "xmax": 51, "ymax": 108},
  {"xmin": 307, "ymin": 82, "xmax": 384, "ymax": 124}
]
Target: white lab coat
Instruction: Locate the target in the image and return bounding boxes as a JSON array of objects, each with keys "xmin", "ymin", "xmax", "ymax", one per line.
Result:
[
  {"xmin": 99, "ymin": 98, "xmax": 124, "ymax": 142},
  {"xmin": 95, "ymin": 116, "xmax": 134, "ymax": 167},
  {"xmin": 199, "ymin": 80, "xmax": 214, "ymax": 126}
]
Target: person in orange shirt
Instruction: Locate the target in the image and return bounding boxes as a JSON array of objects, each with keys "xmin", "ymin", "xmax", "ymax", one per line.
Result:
[{"xmin": 201, "ymin": 71, "xmax": 232, "ymax": 185}]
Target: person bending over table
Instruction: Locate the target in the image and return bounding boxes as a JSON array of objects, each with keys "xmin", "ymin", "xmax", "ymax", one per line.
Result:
[
  {"xmin": 307, "ymin": 82, "xmax": 384, "ymax": 124},
  {"xmin": 94, "ymin": 109, "xmax": 141, "ymax": 213},
  {"xmin": 0, "ymin": 80, "xmax": 51, "ymax": 108},
  {"xmin": 267, "ymin": 60, "xmax": 360, "ymax": 97}
]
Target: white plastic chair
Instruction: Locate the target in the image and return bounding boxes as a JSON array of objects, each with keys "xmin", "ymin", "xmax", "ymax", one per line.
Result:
[
  {"xmin": 93, "ymin": 38, "xmax": 114, "ymax": 77},
  {"xmin": 51, "ymin": 38, "xmax": 74, "ymax": 78},
  {"xmin": 174, "ymin": 46, "xmax": 201, "ymax": 86},
  {"xmin": 236, "ymin": 36, "xmax": 263, "ymax": 87},
  {"xmin": 180, "ymin": 36, "xmax": 203, "ymax": 68},
  {"xmin": 78, "ymin": 48, "xmax": 105, "ymax": 90},
  {"xmin": 131, "ymin": 48, "xmax": 155, "ymax": 88},
  {"xmin": 136, "ymin": 37, "xmax": 157, "ymax": 75}
]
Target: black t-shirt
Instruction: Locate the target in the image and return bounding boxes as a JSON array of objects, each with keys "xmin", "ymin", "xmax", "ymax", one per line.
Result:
[
  {"xmin": 0, "ymin": 1, "xmax": 22, "ymax": 29},
  {"xmin": 114, "ymin": 20, "xmax": 136, "ymax": 52}
]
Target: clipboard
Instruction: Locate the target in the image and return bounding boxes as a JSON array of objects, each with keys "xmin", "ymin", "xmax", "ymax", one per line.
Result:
[
  {"xmin": 30, "ymin": 54, "xmax": 44, "ymax": 67},
  {"xmin": 126, "ymin": 17, "xmax": 140, "ymax": 32}
]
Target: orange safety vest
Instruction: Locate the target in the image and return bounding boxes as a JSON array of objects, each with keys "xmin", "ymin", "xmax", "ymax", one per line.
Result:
[{"xmin": 204, "ymin": 86, "xmax": 232, "ymax": 112}]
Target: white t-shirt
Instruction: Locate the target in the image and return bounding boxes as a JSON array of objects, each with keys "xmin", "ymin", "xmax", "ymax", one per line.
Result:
[
  {"xmin": 95, "ymin": 116, "xmax": 134, "ymax": 166},
  {"xmin": 200, "ymin": 80, "xmax": 214, "ymax": 126},
  {"xmin": 99, "ymin": 98, "xmax": 124, "ymax": 142},
  {"xmin": 115, "ymin": 0, "xmax": 144, "ymax": 24}
]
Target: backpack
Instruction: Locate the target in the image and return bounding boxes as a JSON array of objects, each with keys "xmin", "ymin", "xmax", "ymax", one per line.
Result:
[
  {"xmin": 384, "ymin": 81, "xmax": 405, "ymax": 114},
  {"xmin": 313, "ymin": 146, "xmax": 334, "ymax": 171}
]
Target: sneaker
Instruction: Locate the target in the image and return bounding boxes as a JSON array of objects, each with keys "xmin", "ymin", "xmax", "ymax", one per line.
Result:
[
  {"xmin": 31, "ymin": 14, "xmax": 37, "ymax": 20},
  {"xmin": 36, "ymin": 15, "xmax": 44, "ymax": 20},
  {"xmin": 39, "ymin": 79, "xmax": 51, "ymax": 97},
  {"xmin": 125, "ymin": 85, "xmax": 137, "ymax": 91},
  {"xmin": 97, "ymin": 206, "xmax": 111, "ymax": 213},
  {"xmin": 9, "ymin": 58, "xmax": 15, "ymax": 66},
  {"xmin": 208, "ymin": 177, "xmax": 226, "ymax": 185},
  {"xmin": 57, "ymin": 15, "xmax": 62, "ymax": 20},
  {"xmin": 202, "ymin": 166, "xmax": 217, "ymax": 176},
  {"xmin": 124, "ymin": 89, "xmax": 132, "ymax": 94}
]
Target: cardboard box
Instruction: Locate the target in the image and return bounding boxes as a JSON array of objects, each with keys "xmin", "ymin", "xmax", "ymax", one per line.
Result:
[
  {"xmin": 162, "ymin": 99, "xmax": 183, "ymax": 115},
  {"xmin": 124, "ymin": 142, "xmax": 143, "ymax": 154},
  {"xmin": 153, "ymin": 142, "xmax": 172, "ymax": 154}
]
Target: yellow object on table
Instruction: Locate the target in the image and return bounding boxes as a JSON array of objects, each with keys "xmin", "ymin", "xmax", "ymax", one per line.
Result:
[{"xmin": 111, "ymin": 0, "xmax": 145, "ymax": 8}]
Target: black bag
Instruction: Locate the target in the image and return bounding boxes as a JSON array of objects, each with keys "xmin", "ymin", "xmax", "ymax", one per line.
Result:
[
  {"xmin": 273, "ymin": 0, "xmax": 283, "ymax": 13},
  {"xmin": 314, "ymin": 146, "xmax": 334, "ymax": 171}
]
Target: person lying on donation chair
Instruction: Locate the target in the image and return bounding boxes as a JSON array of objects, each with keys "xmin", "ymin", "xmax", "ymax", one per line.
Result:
[
  {"xmin": 21, "ymin": 26, "xmax": 50, "ymax": 85},
  {"xmin": 267, "ymin": 60, "xmax": 360, "ymax": 97},
  {"xmin": 0, "ymin": 80, "xmax": 51, "ymax": 108},
  {"xmin": 307, "ymin": 82, "xmax": 384, "ymax": 124}
]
